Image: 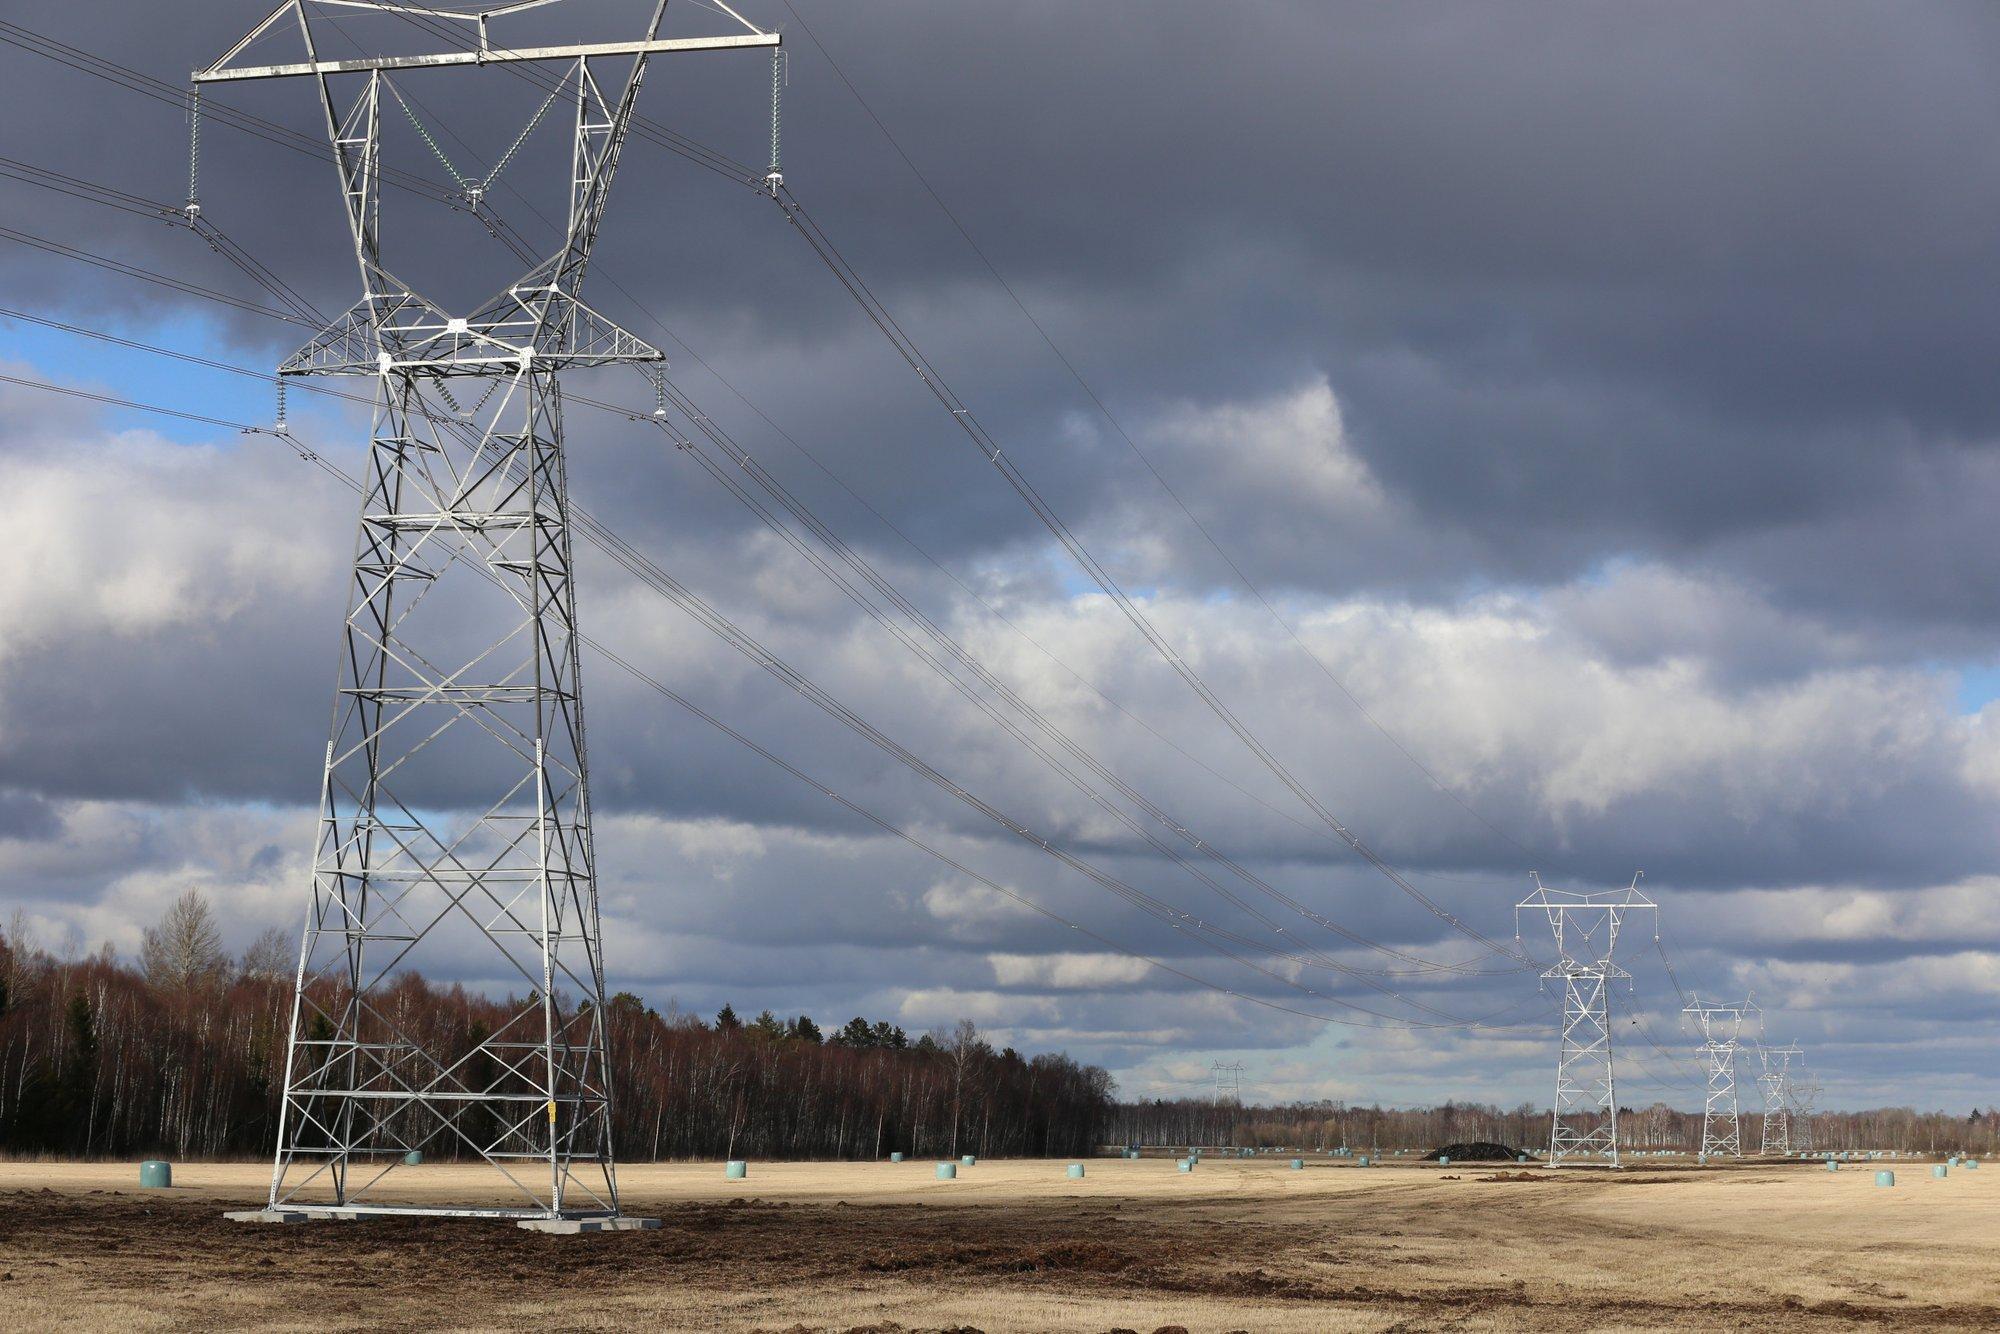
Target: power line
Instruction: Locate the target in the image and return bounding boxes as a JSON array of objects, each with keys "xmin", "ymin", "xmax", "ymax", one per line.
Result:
[
  {"xmin": 7, "ymin": 18, "xmax": 1552, "ymax": 980},
  {"xmin": 12, "ymin": 235, "xmax": 1474, "ymax": 1004},
  {"xmin": 0, "ymin": 363, "xmax": 1530, "ymax": 1033},
  {"xmin": 0, "ymin": 223, "xmax": 310, "ymax": 326},
  {"xmin": 776, "ymin": 0, "xmax": 1539, "ymax": 863},
  {"xmin": 0, "ymin": 213, "xmax": 1520, "ymax": 989},
  {"xmin": 0, "ymin": 58, "xmax": 1568, "ymax": 1002},
  {"xmin": 646, "ymin": 376, "xmax": 1528, "ymax": 980},
  {"xmin": 4, "ymin": 327, "xmax": 1543, "ymax": 1031},
  {"xmin": 0, "ymin": 19, "xmax": 473, "ymax": 209},
  {"xmin": 195, "ymin": 0, "xmax": 1532, "ymax": 964},
  {"xmin": 0, "ymin": 145, "xmax": 1541, "ymax": 987},
  {"xmin": 0, "ymin": 369, "xmax": 272, "ymax": 434},
  {"xmin": 8, "ymin": 23, "xmax": 1584, "ymax": 996},
  {"xmin": 771, "ymin": 181, "xmax": 1526, "ymax": 964}
]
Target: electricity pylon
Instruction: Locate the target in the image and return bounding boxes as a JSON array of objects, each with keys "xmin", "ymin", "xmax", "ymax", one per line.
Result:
[
  {"xmin": 1754, "ymin": 1042, "xmax": 1802, "ymax": 1155},
  {"xmin": 1683, "ymin": 994, "xmax": 1752, "ymax": 1158},
  {"xmin": 1517, "ymin": 874, "xmax": 1655, "ymax": 1167},
  {"xmin": 1789, "ymin": 1070, "xmax": 1822, "ymax": 1154},
  {"xmin": 197, "ymin": 0, "xmax": 779, "ymax": 1226},
  {"xmin": 1211, "ymin": 1060, "xmax": 1244, "ymax": 1104}
]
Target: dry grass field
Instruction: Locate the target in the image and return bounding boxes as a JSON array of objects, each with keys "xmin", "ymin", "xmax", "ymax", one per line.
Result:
[{"xmin": 0, "ymin": 1154, "xmax": 1992, "ymax": 1331}]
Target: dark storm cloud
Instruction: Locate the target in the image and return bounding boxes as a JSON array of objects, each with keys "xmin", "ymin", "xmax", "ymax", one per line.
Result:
[
  {"xmin": 0, "ymin": 790, "xmax": 59, "ymax": 841},
  {"xmin": 8, "ymin": 0, "xmax": 2000, "ymax": 632}
]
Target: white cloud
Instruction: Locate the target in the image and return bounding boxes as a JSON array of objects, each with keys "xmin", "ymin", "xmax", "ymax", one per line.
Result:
[
  {"xmin": 4, "ymin": 367, "xmax": 1999, "ymax": 1108},
  {"xmin": 987, "ymin": 951, "xmax": 1155, "ymax": 990}
]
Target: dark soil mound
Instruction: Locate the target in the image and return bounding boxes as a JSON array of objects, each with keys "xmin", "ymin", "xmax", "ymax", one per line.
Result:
[{"xmin": 1425, "ymin": 1141, "xmax": 1530, "ymax": 1162}]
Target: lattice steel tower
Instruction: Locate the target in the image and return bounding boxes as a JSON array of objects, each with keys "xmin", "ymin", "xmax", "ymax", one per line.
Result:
[
  {"xmin": 1755, "ymin": 1042, "xmax": 1802, "ymax": 1156},
  {"xmin": 196, "ymin": 0, "xmax": 779, "ymax": 1225},
  {"xmin": 1517, "ymin": 874, "xmax": 1655, "ymax": 1167},
  {"xmin": 1788, "ymin": 1069, "xmax": 1822, "ymax": 1155},
  {"xmin": 1683, "ymin": 994, "xmax": 1752, "ymax": 1159}
]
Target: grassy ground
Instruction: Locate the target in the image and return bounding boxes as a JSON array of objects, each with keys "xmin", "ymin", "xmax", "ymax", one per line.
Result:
[{"xmin": 0, "ymin": 1154, "xmax": 1989, "ymax": 1331}]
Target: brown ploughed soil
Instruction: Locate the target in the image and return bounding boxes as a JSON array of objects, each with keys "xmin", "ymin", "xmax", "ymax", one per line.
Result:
[{"xmin": 0, "ymin": 1156, "xmax": 1987, "ymax": 1331}]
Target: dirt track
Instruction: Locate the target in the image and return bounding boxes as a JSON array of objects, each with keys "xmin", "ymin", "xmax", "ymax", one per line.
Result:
[{"xmin": 0, "ymin": 1156, "xmax": 1991, "ymax": 1331}]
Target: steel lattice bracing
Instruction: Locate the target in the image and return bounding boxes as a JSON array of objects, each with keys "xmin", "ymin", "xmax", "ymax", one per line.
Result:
[
  {"xmin": 1517, "ymin": 875, "xmax": 1655, "ymax": 1167},
  {"xmin": 1684, "ymin": 995, "xmax": 1752, "ymax": 1158},
  {"xmin": 196, "ymin": 0, "xmax": 779, "ymax": 1224},
  {"xmin": 1210, "ymin": 1060, "xmax": 1244, "ymax": 1104},
  {"xmin": 1788, "ymin": 1072, "xmax": 1822, "ymax": 1155},
  {"xmin": 1755, "ymin": 1042, "xmax": 1802, "ymax": 1157}
]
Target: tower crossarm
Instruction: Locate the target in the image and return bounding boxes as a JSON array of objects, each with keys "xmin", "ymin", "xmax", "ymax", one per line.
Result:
[{"xmin": 193, "ymin": 32, "xmax": 777, "ymax": 82}]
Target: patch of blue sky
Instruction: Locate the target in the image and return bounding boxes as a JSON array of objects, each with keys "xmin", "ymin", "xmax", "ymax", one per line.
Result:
[
  {"xmin": 1058, "ymin": 568, "xmax": 1159, "ymax": 602},
  {"xmin": 1572, "ymin": 552, "xmax": 1634, "ymax": 590},
  {"xmin": 0, "ymin": 307, "xmax": 284, "ymax": 446},
  {"xmin": 1057, "ymin": 569, "xmax": 1098, "ymax": 600},
  {"xmin": 1953, "ymin": 661, "xmax": 2000, "ymax": 715}
]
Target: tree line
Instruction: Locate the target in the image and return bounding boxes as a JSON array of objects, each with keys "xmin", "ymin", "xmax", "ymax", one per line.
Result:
[
  {"xmin": 0, "ymin": 894, "xmax": 1114, "ymax": 1160},
  {"xmin": 1113, "ymin": 1097, "xmax": 2000, "ymax": 1157},
  {"xmin": 5, "ymin": 894, "xmax": 1991, "ymax": 1161}
]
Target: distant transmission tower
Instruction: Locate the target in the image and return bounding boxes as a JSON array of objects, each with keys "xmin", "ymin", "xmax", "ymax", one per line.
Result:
[
  {"xmin": 1211, "ymin": 1060, "xmax": 1244, "ymax": 1104},
  {"xmin": 197, "ymin": 1, "xmax": 780, "ymax": 1227},
  {"xmin": 1517, "ymin": 874, "xmax": 1656, "ymax": 1167},
  {"xmin": 1683, "ymin": 994, "xmax": 1752, "ymax": 1158},
  {"xmin": 1789, "ymin": 1069, "xmax": 1822, "ymax": 1154},
  {"xmin": 1754, "ymin": 1042, "xmax": 1802, "ymax": 1155}
]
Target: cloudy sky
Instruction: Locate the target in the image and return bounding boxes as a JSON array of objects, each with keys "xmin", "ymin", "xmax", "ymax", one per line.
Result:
[{"xmin": 4, "ymin": 0, "xmax": 2000, "ymax": 1113}]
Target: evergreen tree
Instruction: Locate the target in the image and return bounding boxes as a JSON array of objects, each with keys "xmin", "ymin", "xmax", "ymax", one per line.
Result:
[
  {"xmin": 831, "ymin": 1016, "xmax": 874, "ymax": 1048},
  {"xmin": 61, "ymin": 993, "xmax": 98, "ymax": 1152}
]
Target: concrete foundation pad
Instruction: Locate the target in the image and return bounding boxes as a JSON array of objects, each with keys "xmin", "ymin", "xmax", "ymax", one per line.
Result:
[
  {"xmin": 517, "ymin": 1216, "xmax": 660, "ymax": 1234},
  {"xmin": 224, "ymin": 1209, "xmax": 312, "ymax": 1225}
]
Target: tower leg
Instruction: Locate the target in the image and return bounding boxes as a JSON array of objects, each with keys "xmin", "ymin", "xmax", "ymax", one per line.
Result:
[
  {"xmin": 1551, "ymin": 971, "xmax": 1620, "ymax": 1165},
  {"xmin": 262, "ymin": 367, "xmax": 620, "ymax": 1220}
]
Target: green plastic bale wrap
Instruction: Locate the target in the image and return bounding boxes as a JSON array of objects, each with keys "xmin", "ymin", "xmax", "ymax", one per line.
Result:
[
  {"xmin": 1357, "ymin": 1156, "xmax": 1371, "ymax": 1167},
  {"xmin": 935, "ymin": 1162, "xmax": 957, "ymax": 1180},
  {"xmin": 1970, "ymin": 1160, "xmax": 1982, "ymax": 1170},
  {"xmin": 403, "ymin": 1150, "xmax": 423, "ymax": 1167},
  {"xmin": 1827, "ymin": 1161, "xmax": 1839, "ymax": 1172},
  {"xmin": 1876, "ymin": 1170, "xmax": 1895, "ymax": 1187},
  {"xmin": 138, "ymin": 1160, "xmax": 171, "ymax": 1189},
  {"xmin": 1176, "ymin": 1159, "xmax": 1194, "ymax": 1173},
  {"xmin": 960, "ymin": 1154, "xmax": 976, "ymax": 1167},
  {"xmin": 1290, "ymin": 1158, "xmax": 1304, "ymax": 1170},
  {"xmin": 1517, "ymin": 1154, "xmax": 1529, "ymax": 1164},
  {"xmin": 889, "ymin": 1152, "xmax": 905, "ymax": 1163},
  {"xmin": 725, "ymin": 1160, "xmax": 747, "ymax": 1180},
  {"xmin": 1066, "ymin": 1163, "xmax": 1085, "ymax": 1179},
  {"xmin": 1934, "ymin": 1164, "xmax": 1949, "ymax": 1179},
  {"xmin": 1439, "ymin": 1155, "xmax": 1451, "ymax": 1166}
]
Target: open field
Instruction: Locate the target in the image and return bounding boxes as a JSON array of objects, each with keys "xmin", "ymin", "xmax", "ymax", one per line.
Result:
[{"xmin": 1, "ymin": 1155, "xmax": 1994, "ymax": 1331}]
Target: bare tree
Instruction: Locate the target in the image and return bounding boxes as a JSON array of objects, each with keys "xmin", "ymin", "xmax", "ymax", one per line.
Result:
[
  {"xmin": 140, "ymin": 890, "xmax": 227, "ymax": 992},
  {"xmin": 941, "ymin": 1018, "xmax": 984, "ymax": 1158},
  {"xmin": 237, "ymin": 926, "xmax": 294, "ymax": 981},
  {"xmin": 2, "ymin": 907, "xmax": 37, "ymax": 1008}
]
